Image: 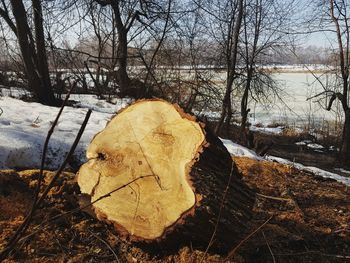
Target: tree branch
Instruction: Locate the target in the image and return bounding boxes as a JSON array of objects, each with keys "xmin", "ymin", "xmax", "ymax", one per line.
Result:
[
  {"xmin": 0, "ymin": 6, "xmax": 17, "ymax": 35},
  {"xmin": 0, "ymin": 95, "xmax": 91, "ymax": 261}
]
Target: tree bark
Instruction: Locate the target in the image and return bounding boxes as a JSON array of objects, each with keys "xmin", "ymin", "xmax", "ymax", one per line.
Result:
[
  {"xmin": 340, "ymin": 111, "xmax": 350, "ymax": 168},
  {"xmin": 215, "ymin": 0, "xmax": 245, "ymax": 135},
  {"xmin": 329, "ymin": 0, "xmax": 350, "ymax": 167},
  {"xmin": 9, "ymin": 0, "xmax": 56, "ymax": 105},
  {"xmin": 32, "ymin": 0, "xmax": 52, "ymax": 93},
  {"xmin": 109, "ymin": 2, "xmax": 131, "ymax": 93},
  {"xmin": 77, "ymin": 99, "xmax": 255, "ymax": 253},
  {"xmin": 240, "ymin": 78, "xmax": 251, "ymax": 131},
  {"xmin": 116, "ymin": 29, "xmax": 130, "ymax": 90}
]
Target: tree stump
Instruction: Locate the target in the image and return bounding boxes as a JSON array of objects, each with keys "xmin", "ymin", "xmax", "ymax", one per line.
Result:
[{"xmin": 77, "ymin": 99, "xmax": 255, "ymax": 252}]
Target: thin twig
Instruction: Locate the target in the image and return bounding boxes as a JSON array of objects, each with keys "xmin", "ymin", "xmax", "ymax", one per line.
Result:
[
  {"xmin": 256, "ymin": 193, "xmax": 292, "ymax": 202},
  {"xmin": 37, "ymin": 109, "xmax": 92, "ymax": 205},
  {"xmin": 0, "ymin": 107, "xmax": 91, "ymax": 261},
  {"xmin": 89, "ymin": 231, "xmax": 120, "ymax": 263},
  {"xmin": 224, "ymin": 216, "xmax": 273, "ymax": 262},
  {"xmin": 262, "ymin": 231, "xmax": 276, "ymax": 263},
  {"xmin": 18, "ymin": 174, "xmax": 155, "ymax": 244},
  {"xmin": 36, "ymin": 82, "xmax": 77, "ymax": 204}
]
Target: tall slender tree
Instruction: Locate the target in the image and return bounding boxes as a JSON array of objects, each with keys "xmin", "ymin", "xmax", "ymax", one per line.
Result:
[
  {"xmin": 94, "ymin": 0, "xmax": 148, "ymax": 92},
  {"xmin": 327, "ymin": 0, "xmax": 350, "ymax": 166},
  {"xmin": 239, "ymin": 0, "xmax": 295, "ymax": 140},
  {"xmin": 215, "ymin": 0, "xmax": 245, "ymax": 134},
  {"xmin": 0, "ymin": 0, "xmax": 57, "ymax": 105},
  {"xmin": 304, "ymin": 0, "xmax": 350, "ymax": 167}
]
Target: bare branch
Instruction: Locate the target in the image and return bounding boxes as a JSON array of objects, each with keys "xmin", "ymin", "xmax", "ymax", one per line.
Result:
[
  {"xmin": 0, "ymin": 96, "xmax": 91, "ymax": 261},
  {"xmin": 0, "ymin": 6, "xmax": 17, "ymax": 35}
]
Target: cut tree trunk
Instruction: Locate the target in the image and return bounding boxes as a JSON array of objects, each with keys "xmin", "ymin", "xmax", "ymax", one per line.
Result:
[{"xmin": 77, "ymin": 99, "xmax": 255, "ymax": 253}]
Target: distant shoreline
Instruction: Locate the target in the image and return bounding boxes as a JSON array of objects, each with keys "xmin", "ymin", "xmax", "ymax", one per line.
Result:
[
  {"xmin": 132, "ymin": 64, "xmax": 334, "ymax": 74},
  {"xmin": 0, "ymin": 64, "xmax": 334, "ymax": 75}
]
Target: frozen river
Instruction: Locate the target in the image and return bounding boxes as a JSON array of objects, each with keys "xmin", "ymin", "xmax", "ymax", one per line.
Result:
[{"xmin": 244, "ymin": 72, "xmax": 344, "ymax": 130}]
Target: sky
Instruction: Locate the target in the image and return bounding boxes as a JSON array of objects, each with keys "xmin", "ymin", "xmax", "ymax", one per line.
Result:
[{"xmin": 304, "ymin": 31, "xmax": 336, "ymax": 48}]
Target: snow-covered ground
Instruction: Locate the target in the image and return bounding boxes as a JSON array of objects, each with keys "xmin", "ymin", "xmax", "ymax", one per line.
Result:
[
  {"xmin": 1, "ymin": 94, "xmax": 349, "ymax": 186},
  {"xmin": 0, "ymin": 94, "xmax": 130, "ymax": 169}
]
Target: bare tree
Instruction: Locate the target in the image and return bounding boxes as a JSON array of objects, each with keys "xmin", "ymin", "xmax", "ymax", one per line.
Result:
[
  {"xmin": 82, "ymin": 2, "xmax": 118, "ymax": 98},
  {"xmin": 238, "ymin": 0, "xmax": 295, "ymax": 141},
  {"xmin": 0, "ymin": 0, "xmax": 57, "ymax": 105},
  {"xmin": 301, "ymin": 0, "xmax": 350, "ymax": 166},
  {"xmin": 323, "ymin": 0, "xmax": 350, "ymax": 166},
  {"xmin": 201, "ymin": 0, "xmax": 245, "ymax": 134},
  {"xmin": 93, "ymin": 0, "xmax": 147, "ymax": 93}
]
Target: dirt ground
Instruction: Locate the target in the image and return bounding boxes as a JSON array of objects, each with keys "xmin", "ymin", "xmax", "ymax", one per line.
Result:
[{"xmin": 0, "ymin": 157, "xmax": 349, "ymax": 262}]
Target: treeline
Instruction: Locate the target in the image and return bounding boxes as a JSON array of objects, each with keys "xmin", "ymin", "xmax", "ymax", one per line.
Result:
[{"xmin": 0, "ymin": 0, "xmax": 349, "ymax": 166}]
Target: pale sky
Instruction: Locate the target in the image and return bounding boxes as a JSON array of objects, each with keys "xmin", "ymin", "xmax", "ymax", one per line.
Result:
[{"xmin": 304, "ymin": 31, "xmax": 336, "ymax": 48}]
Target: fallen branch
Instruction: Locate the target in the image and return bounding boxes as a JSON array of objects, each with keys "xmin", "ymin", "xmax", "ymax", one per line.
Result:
[
  {"xmin": 224, "ymin": 216, "xmax": 273, "ymax": 261},
  {"xmin": 262, "ymin": 230, "xmax": 276, "ymax": 263},
  {"xmin": 256, "ymin": 193, "xmax": 292, "ymax": 202},
  {"xmin": 275, "ymin": 250, "xmax": 350, "ymax": 259},
  {"xmin": 89, "ymin": 231, "xmax": 120, "ymax": 263},
  {"xmin": 0, "ymin": 102, "xmax": 91, "ymax": 261},
  {"xmin": 17, "ymin": 175, "xmax": 155, "ymax": 245}
]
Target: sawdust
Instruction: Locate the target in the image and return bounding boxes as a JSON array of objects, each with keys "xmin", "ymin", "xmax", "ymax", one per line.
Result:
[{"xmin": 0, "ymin": 157, "xmax": 349, "ymax": 262}]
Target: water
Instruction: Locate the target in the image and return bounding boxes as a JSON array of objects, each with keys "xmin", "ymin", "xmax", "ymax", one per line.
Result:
[{"xmin": 244, "ymin": 72, "xmax": 344, "ymax": 130}]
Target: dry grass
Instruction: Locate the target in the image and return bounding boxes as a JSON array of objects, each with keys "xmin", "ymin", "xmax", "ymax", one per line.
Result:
[{"xmin": 1, "ymin": 157, "xmax": 349, "ymax": 262}]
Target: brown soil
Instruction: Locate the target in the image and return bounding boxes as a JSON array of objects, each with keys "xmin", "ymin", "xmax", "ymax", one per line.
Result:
[
  {"xmin": 235, "ymin": 157, "xmax": 349, "ymax": 262},
  {"xmin": 0, "ymin": 157, "xmax": 349, "ymax": 262}
]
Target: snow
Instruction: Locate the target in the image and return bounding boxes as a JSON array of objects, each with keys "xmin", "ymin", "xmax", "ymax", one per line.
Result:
[
  {"xmin": 70, "ymin": 94, "xmax": 131, "ymax": 114},
  {"xmin": 295, "ymin": 140, "xmax": 327, "ymax": 153},
  {"xmin": 220, "ymin": 138, "xmax": 263, "ymax": 160},
  {"xmin": 249, "ymin": 125, "xmax": 284, "ymax": 135},
  {"xmin": 220, "ymin": 137, "xmax": 350, "ymax": 186},
  {"xmin": 0, "ymin": 95, "xmax": 129, "ymax": 169},
  {"xmin": 307, "ymin": 143, "xmax": 324, "ymax": 150},
  {"xmin": 265, "ymin": 156, "xmax": 350, "ymax": 186},
  {"xmin": 0, "ymin": 94, "xmax": 349, "ymax": 187}
]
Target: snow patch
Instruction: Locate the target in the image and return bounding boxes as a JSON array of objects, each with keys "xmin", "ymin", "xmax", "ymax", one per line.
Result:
[
  {"xmin": 266, "ymin": 155, "xmax": 350, "ymax": 186},
  {"xmin": 220, "ymin": 138, "xmax": 262, "ymax": 160},
  {"xmin": 250, "ymin": 126, "xmax": 284, "ymax": 135},
  {"xmin": 0, "ymin": 96, "xmax": 128, "ymax": 169},
  {"xmin": 219, "ymin": 136, "xmax": 350, "ymax": 186},
  {"xmin": 307, "ymin": 143, "xmax": 324, "ymax": 150}
]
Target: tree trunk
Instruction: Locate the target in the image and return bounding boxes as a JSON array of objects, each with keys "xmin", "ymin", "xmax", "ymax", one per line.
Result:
[
  {"xmin": 116, "ymin": 29, "xmax": 130, "ymax": 90},
  {"xmin": 10, "ymin": 0, "xmax": 56, "ymax": 105},
  {"xmin": 340, "ymin": 111, "xmax": 350, "ymax": 168},
  {"xmin": 215, "ymin": 0, "xmax": 245, "ymax": 135},
  {"xmin": 240, "ymin": 72, "xmax": 252, "ymax": 146},
  {"xmin": 241, "ymin": 70, "xmax": 252, "ymax": 126},
  {"xmin": 32, "ymin": 0, "xmax": 52, "ymax": 93},
  {"xmin": 77, "ymin": 99, "xmax": 255, "ymax": 253}
]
